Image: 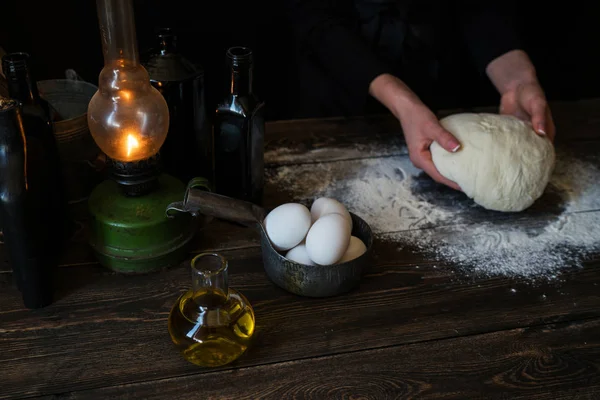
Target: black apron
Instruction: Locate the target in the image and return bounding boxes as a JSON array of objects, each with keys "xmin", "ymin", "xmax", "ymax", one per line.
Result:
[
  {"xmin": 355, "ymin": 0, "xmax": 441, "ymax": 102},
  {"xmin": 292, "ymin": 0, "xmax": 444, "ymax": 118}
]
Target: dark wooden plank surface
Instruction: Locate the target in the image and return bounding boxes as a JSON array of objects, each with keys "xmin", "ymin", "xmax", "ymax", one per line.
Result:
[
  {"xmin": 2, "ymin": 97, "xmax": 599, "ymax": 272},
  {"xmin": 3, "ymin": 136, "xmax": 592, "ymax": 276},
  {"xmin": 264, "ymin": 98, "xmax": 600, "ymax": 166},
  {"xmin": 1, "ymin": 98, "xmax": 600, "ymax": 399},
  {"xmin": 52, "ymin": 318, "xmax": 600, "ymax": 400},
  {"xmin": 1, "ymin": 249, "xmax": 599, "ymax": 398}
]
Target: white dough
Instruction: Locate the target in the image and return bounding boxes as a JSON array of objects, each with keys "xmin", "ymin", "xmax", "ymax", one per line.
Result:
[
  {"xmin": 264, "ymin": 203, "xmax": 312, "ymax": 251},
  {"xmin": 310, "ymin": 197, "xmax": 353, "ymax": 231},
  {"xmin": 430, "ymin": 113, "xmax": 555, "ymax": 212},
  {"xmin": 285, "ymin": 243, "xmax": 316, "ymax": 266},
  {"xmin": 337, "ymin": 236, "xmax": 367, "ymax": 264}
]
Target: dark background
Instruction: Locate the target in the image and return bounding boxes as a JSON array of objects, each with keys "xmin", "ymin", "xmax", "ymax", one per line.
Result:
[{"xmin": 1, "ymin": 1, "xmax": 600, "ymax": 121}]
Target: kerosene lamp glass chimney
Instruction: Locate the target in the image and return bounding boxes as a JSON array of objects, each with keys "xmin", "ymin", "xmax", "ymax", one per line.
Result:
[{"xmin": 87, "ymin": 0, "xmax": 169, "ymax": 162}]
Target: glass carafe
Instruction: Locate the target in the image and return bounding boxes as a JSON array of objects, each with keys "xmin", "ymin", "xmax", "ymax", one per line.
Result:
[{"xmin": 168, "ymin": 253, "xmax": 256, "ymax": 367}]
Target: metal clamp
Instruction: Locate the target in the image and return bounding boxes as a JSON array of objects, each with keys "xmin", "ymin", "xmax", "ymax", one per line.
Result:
[{"xmin": 165, "ymin": 177, "xmax": 212, "ymax": 218}]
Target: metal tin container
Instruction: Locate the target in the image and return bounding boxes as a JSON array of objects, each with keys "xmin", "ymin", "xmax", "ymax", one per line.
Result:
[{"xmin": 37, "ymin": 79, "xmax": 102, "ymax": 204}]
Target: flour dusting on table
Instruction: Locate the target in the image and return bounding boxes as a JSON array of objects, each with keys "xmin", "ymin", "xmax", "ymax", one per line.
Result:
[{"xmin": 267, "ymin": 146, "xmax": 600, "ymax": 281}]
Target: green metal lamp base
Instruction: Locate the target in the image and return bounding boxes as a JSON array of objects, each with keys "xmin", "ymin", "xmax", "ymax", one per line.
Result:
[{"xmin": 88, "ymin": 173, "xmax": 196, "ymax": 274}]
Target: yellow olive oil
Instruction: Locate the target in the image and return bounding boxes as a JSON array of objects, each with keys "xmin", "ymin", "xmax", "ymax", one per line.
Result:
[{"xmin": 168, "ymin": 288, "xmax": 255, "ymax": 367}]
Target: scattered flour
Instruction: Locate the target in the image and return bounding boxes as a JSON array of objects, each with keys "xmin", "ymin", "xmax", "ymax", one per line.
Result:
[
  {"xmin": 265, "ymin": 140, "xmax": 407, "ymax": 166},
  {"xmin": 267, "ymin": 146, "xmax": 600, "ymax": 281}
]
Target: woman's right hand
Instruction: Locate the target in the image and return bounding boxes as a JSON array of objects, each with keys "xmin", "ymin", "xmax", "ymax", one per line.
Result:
[
  {"xmin": 399, "ymin": 101, "xmax": 462, "ymax": 190},
  {"xmin": 369, "ymin": 73, "xmax": 462, "ymax": 191}
]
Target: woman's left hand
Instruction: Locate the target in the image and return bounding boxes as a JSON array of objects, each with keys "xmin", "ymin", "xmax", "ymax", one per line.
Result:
[
  {"xmin": 499, "ymin": 80, "xmax": 556, "ymax": 142},
  {"xmin": 486, "ymin": 50, "xmax": 556, "ymax": 142}
]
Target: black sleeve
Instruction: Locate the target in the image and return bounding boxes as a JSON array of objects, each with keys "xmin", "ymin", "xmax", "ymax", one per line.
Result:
[
  {"xmin": 457, "ymin": 1, "xmax": 523, "ymax": 74},
  {"xmin": 285, "ymin": 0, "xmax": 393, "ymax": 106}
]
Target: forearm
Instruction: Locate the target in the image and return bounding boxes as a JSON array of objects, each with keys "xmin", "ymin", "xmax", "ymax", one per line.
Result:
[
  {"xmin": 486, "ymin": 49, "xmax": 539, "ymax": 95},
  {"xmin": 368, "ymin": 73, "xmax": 422, "ymax": 121}
]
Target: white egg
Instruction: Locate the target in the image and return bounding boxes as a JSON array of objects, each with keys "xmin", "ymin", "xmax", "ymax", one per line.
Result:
[
  {"xmin": 264, "ymin": 203, "xmax": 312, "ymax": 252},
  {"xmin": 285, "ymin": 243, "xmax": 316, "ymax": 266},
  {"xmin": 337, "ymin": 236, "xmax": 367, "ymax": 264},
  {"xmin": 305, "ymin": 213, "xmax": 352, "ymax": 266},
  {"xmin": 310, "ymin": 197, "xmax": 353, "ymax": 230}
]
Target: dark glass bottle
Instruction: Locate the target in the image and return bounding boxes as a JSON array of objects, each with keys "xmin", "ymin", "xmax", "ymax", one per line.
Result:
[
  {"xmin": 214, "ymin": 47, "xmax": 265, "ymax": 205},
  {"xmin": 2, "ymin": 53, "xmax": 67, "ymax": 266},
  {"xmin": 0, "ymin": 98, "xmax": 53, "ymax": 308},
  {"xmin": 142, "ymin": 28, "xmax": 213, "ymax": 185}
]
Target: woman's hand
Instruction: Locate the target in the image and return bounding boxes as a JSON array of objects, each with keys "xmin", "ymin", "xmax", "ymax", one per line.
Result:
[
  {"xmin": 499, "ymin": 81, "xmax": 556, "ymax": 141},
  {"xmin": 369, "ymin": 73, "xmax": 462, "ymax": 191},
  {"xmin": 486, "ymin": 50, "xmax": 556, "ymax": 141},
  {"xmin": 399, "ymin": 102, "xmax": 462, "ymax": 190}
]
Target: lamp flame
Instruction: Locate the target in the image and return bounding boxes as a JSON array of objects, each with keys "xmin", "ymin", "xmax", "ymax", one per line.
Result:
[{"xmin": 126, "ymin": 133, "xmax": 140, "ymax": 158}]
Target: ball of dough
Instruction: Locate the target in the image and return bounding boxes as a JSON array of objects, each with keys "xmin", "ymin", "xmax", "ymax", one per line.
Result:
[{"xmin": 430, "ymin": 113, "xmax": 555, "ymax": 212}]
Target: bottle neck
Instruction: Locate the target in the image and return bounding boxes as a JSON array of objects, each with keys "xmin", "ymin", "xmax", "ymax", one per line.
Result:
[
  {"xmin": 229, "ymin": 65, "xmax": 253, "ymax": 96},
  {"xmin": 191, "ymin": 253, "xmax": 229, "ymax": 303},
  {"xmin": 96, "ymin": 0, "xmax": 140, "ymax": 67},
  {"xmin": 2, "ymin": 53, "xmax": 40, "ymax": 105},
  {"xmin": 227, "ymin": 47, "xmax": 254, "ymax": 97}
]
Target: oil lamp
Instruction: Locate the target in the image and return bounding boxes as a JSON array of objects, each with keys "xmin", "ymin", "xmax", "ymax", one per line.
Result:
[{"xmin": 86, "ymin": 0, "xmax": 203, "ymax": 273}]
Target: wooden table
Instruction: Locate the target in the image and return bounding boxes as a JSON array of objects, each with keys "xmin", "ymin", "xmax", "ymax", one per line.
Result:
[{"xmin": 2, "ymin": 98, "xmax": 600, "ymax": 399}]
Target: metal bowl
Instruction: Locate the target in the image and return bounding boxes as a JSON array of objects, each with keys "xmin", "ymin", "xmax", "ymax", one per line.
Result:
[
  {"xmin": 166, "ymin": 186, "xmax": 374, "ymax": 298},
  {"xmin": 260, "ymin": 212, "xmax": 373, "ymax": 297}
]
